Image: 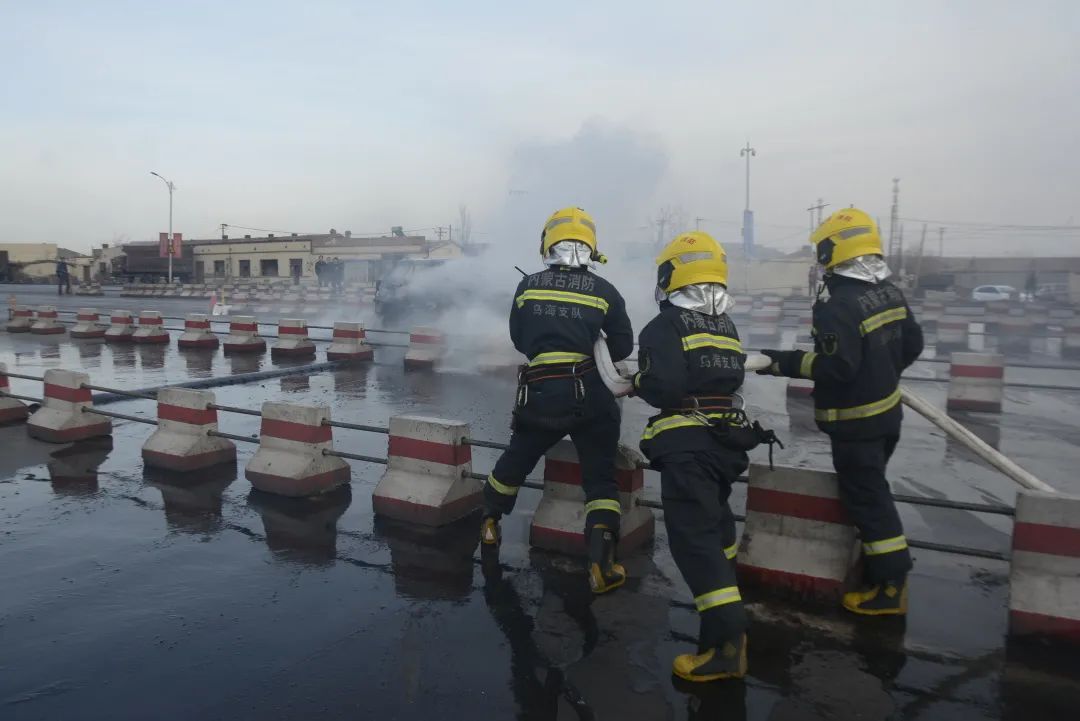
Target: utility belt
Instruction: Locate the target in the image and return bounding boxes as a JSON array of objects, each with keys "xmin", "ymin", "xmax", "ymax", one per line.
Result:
[
  {"xmin": 518, "ymin": 357, "xmax": 596, "ymax": 385},
  {"xmin": 513, "ymin": 352, "xmax": 599, "ymax": 431},
  {"xmin": 644, "ymin": 395, "xmax": 784, "ymax": 467}
]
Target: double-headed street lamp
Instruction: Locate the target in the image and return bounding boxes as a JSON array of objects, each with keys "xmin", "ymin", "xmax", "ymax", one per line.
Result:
[{"xmin": 150, "ymin": 171, "xmax": 176, "ymax": 283}]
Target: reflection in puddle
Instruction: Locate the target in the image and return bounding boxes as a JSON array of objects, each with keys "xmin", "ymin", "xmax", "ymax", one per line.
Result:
[
  {"xmin": 144, "ymin": 464, "xmax": 237, "ymax": 534},
  {"xmin": 48, "ymin": 437, "xmax": 114, "ymax": 494},
  {"xmin": 248, "ymin": 486, "xmax": 352, "ymax": 566}
]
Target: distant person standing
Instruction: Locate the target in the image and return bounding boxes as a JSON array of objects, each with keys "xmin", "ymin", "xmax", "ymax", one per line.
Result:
[
  {"xmin": 315, "ymin": 256, "xmax": 327, "ymax": 287},
  {"xmin": 331, "ymin": 257, "xmax": 344, "ymax": 293},
  {"xmin": 56, "ymin": 259, "xmax": 71, "ymax": 295}
]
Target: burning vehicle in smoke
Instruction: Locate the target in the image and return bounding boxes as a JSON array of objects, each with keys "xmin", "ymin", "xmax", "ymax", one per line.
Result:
[{"xmin": 373, "ymin": 257, "xmax": 516, "ymax": 324}]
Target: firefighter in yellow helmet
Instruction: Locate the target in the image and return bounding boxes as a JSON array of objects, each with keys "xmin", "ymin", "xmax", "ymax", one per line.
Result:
[
  {"xmin": 758, "ymin": 208, "xmax": 924, "ymax": 616},
  {"xmin": 634, "ymin": 231, "xmax": 779, "ymax": 682},
  {"xmin": 481, "ymin": 207, "xmax": 634, "ymax": 595}
]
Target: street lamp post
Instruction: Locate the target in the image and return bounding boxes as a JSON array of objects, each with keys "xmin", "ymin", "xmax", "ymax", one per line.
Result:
[
  {"xmin": 150, "ymin": 171, "xmax": 175, "ymax": 284},
  {"xmin": 740, "ymin": 142, "xmax": 756, "ymax": 211}
]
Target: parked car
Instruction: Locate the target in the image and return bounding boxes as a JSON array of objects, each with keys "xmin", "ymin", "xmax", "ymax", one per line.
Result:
[{"xmin": 971, "ymin": 284, "xmax": 1017, "ymax": 302}]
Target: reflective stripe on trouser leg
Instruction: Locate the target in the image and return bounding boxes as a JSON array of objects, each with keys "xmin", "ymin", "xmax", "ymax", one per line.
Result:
[
  {"xmin": 485, "ymin": 425, "xmax": 566, "ymax": 517},
  {"xmin": 660, "ymin": 453, "xmax": 748, "ymax": 647},
  {"xmin": 694, "ymin": 586, "xmax": 742, "ymax": 612},
  {"xmin": 583, "ymin": 498, "xmax": 621, "ymax": 534},
  {"xmin": 568, "ymin": 406, "xmax": 623, "ymax": 535},
  {"xmin": 831, "ymin": 435, "xmax": 913, "ymax": 582}
]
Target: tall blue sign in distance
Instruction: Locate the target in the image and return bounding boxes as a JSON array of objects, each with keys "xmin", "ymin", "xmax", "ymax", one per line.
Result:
[{"xmin": 742, "ymin": 209, "xmax": 755, "ymax": 256}]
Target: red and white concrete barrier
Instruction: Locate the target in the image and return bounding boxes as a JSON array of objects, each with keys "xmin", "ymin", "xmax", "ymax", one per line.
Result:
[
  {"xmin": 529, "ymin": 440, "xmax": 655, "ymax": 556},
  {"xmin": 372, "ymin": 415, "xmax": 479, "ymax": 525},
  {"xmin": 403, "ymin": 327, "xmax": 445, "ymax": 370},
  {"xmin": 1064, "ymin": 320, "xmax": 1080, "ymax": 360},
  {"xmin": 222, "ymin": 316, "xmax": 266, "ymax": 354},
  {"xmin": 26, "ymin": 369, "xmax": 112, "ymax": 443},
  {"xmin": 1009, "ymin": 489, "xmax": 1080, "ymax": 643},
  {"xmin": 133, "ymin": 311, "xmax": 169, "ymax": 344},
  {"xmin": 177, "ymin": 313, "xmax": 219, "ymax": 349},
  {"xmin": 70, "ymin": 309, "xmax": 106, "ymax": 339},
  {"xmin": 142, "ymin": 388, "xmax": 236, "ymax": 471},
  {"xmin": 0, "ymin": 363, "xmax": 29, "ymax": 424},
  {"xmin": 936, "ymin": 315, "xmax": 969, "ymax": 350},
  {"xmin": 271, "ymin": 319, "xmax": 316, "ymax": 358},
  {"xmin": 946, "ymin": 352, "xmax": 1004, "ymax": 413},
  {"xmin": 30, "ymin": 306, "xmax": 65, "ymax": 335},
  {"xmin": 737, "ymin": 464, "xmax": 859, "ymax": 601},
  {"xmin": 6, "ymin": 307, "xmax": 33, "ymax": 333},
  {"xmin": 326, "ymin": 322, "xmax": 374, "ymax": 361},
  {"xmin": 245, "ymin": 402, "xmax": 350, "ymax": 496},
  {"xmin": 104, "ymin": 311, "xmax": 136, "ymax": 342}
]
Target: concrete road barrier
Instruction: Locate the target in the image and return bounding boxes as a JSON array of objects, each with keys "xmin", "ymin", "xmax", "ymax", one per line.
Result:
[
  {"xmin": 245, "ymin": 402, "xmax": 350, "ymax": 497},
  {"xmin": 142, "ymin": 388, "xmax": 236, "ymax": 472},
  {"xmin": 222, "ymin": 316, "xmax": 266, "ymax": 354},
  {"xmin": 26, "ymin": 369, "xmax": 112, "ymax": 443},
  {"xmin": 104, "ymin": 311, "xmax": 136, "ymax": 343},
  {"xmin": 1009, "ymin": 490, "xmax": 1080, "ymax": 644},
  {"xmin": 70, "ymin": 309, "xmax": 106, "ymax": 339},
  {"xmin": 937, "ymin": 315, "xmax": 969, "ymax": 351},
  {"xmin": 529, "ymin": 440, "xmax": 655, "ymax": 557},
  {"xmin": 6, "ymin": 307, "xmax": 33, "ymax": 333},
  {"xmin": 326, "ymin": 322, "xmax": 374, "ymax": 362},
  {"xmin": 738, "ymin": 464, "xmax": 859, "ymax": 602},
  {"xmin": 30, "ymin": 306, "xmax": 65, "ymax": 335},
  {"xmin": 404, "ymin": 327, "xmax": 445, "ymax": 370},
  {"xmin": 178, "ymin": 313, "xmax": 219, "ymax": 349},
  {"xmin": 373, "ymin": 415, "xmax": 480, "ymax": 526},
  {"xmin": 1064, "ymin": 320, "xmax": 1080, "ymax": 360},
  {"xmin": 133, "ymin": 311, "xmax": 169, "ymax": 344},
  {"xmin": 0, "ymin": 362, "xmax": 29, "ymax": 424},
  {"xmin": 947, "ymin": 352, "xmax": 1004, "ymax": 413},
  {"xmin": 271, "ymin": 319, "xmax": 316, "ymax": 359}
]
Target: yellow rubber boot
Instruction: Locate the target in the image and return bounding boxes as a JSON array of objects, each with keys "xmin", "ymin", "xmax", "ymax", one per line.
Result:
[
  {"xmin": 587, "ymin": 524, "xmax": 626, "ymax": 594},
  {"xmin": 842, "ymin": 580, "xmax": 908, "ymax": 616},
  {"xmin": 673, "ymin": 634, "xmax": 748, "ymax": 682},
  {"xmin": 480, "ymin": 516, "xmax": 501, "ymax": 547}
]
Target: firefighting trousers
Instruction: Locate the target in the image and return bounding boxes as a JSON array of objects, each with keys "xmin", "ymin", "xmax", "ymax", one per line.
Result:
[
  {"xmin": 659, "ymin": 450, "xmax": 748, "ymax": 649},
  {"xmin": 485, "ymin": 403, "xmax": 622, "ymax": 536},
  {"xmin": 830, "ymin": 434, "xmax": 913, "ymax": 583}
]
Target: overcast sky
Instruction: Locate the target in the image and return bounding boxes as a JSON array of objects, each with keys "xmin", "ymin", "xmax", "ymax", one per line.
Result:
[{"xmin": 1, "ymin": 0, "xmax": 1077, "ymax": 257}]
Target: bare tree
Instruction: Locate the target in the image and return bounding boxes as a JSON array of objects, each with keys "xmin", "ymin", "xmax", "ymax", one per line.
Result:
[{"xmin": 458, "ymin": 204, "xmax": 473, "ymax": 245}]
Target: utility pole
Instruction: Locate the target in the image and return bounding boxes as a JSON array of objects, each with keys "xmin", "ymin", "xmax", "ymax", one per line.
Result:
[
  {"xmin": 435, "ymin": 226, "xmax": 446, "ymax": 242},
  {"xmin": 695, "ymin": 217, "xmax": 706, "ymax": 231},
  {"xmin": 150, "ymin": 171, "xmax": 175, "ymax": 283},
  {"xmin": 913, "ymin": 223, "xmax": 928, "ymax": 288},
  {"xmin": 897, "ymin": 223, "xmax": 905, "ymax": 275},
  {"xmin": 220, "ymin": 223, "xmax": 227, "ymax": 240},
  {"xmin": 887, "ymin": 178, "xmax": 900, "ymax": 268},
  {"xmin": 938, "ymin": 226, "xmax": 945, "ymax": 257},
  {"xmin": 807, "ymin": 199, "xmax": 829, "ymax": 233},
  {"xmin": 740, "ymin": 142, "xmax": 756, "ymax": 256}
]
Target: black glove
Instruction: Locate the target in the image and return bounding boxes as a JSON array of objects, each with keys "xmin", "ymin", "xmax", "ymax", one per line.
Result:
[{"xmin": 756, "ymin": 349, "xmax": 804, "ymax": 378}]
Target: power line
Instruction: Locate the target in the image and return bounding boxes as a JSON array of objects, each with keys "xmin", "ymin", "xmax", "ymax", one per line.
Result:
[{"xmin": 897, "ymin": 216, "xmax": 1080, "ymax": 231}]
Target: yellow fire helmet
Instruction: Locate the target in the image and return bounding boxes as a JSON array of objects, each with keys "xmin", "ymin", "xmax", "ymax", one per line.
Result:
[
  {"xmin": 655, "ymin": 231, "xmax": 728, "ymax": 293},
  {"xmin": 540, "ymin": 207, "xmax": 605, "ymax": 263},
  {"xmin": 810, "ymin": 207, "xmax": 883, "ymax": 270}
]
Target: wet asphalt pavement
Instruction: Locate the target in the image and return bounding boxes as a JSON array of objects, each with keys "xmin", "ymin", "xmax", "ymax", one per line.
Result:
[{"xmin": 3, "ymin": 294, "xmax": 1080, "ymax": 720}]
